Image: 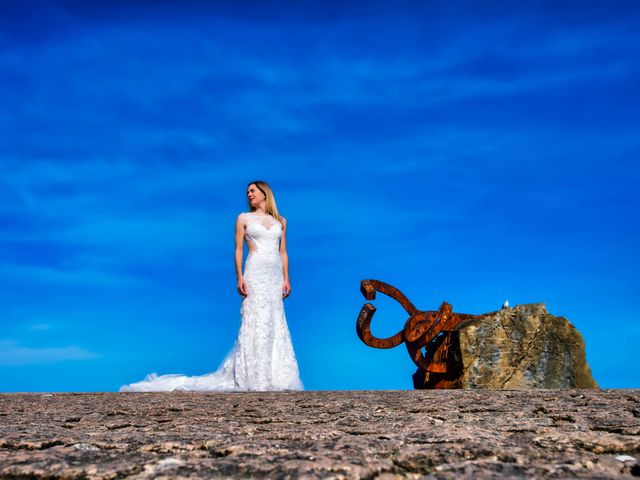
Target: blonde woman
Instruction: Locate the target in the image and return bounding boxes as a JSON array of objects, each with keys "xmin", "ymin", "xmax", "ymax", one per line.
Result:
[{"xmin": 120, "ymin": 180, "xmax": 304, "ymax": 392}]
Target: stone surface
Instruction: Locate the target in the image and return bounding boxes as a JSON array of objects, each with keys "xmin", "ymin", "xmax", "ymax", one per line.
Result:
[
  {"xmin": 1, "ymin": 390, "xmax": 639, "ymax": 478},
  {"xmin": 456, "ymin": 303, "xmax": 598, "ymax": 389}
]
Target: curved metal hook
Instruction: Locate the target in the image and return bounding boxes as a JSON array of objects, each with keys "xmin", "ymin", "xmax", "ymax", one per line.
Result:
[{"xmin": 356, "ymin": 302, "xmax": 405, "ymax": 349}]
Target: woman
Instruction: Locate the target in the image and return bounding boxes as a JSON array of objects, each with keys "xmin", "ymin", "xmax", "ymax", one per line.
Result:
[{"xmin": 120, "ymin": 180, "xmax": 304, "ymax": 392}]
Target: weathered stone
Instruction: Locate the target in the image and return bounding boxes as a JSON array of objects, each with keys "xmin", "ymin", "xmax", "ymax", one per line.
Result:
[
  {"xmin": 455, "ymin": 303, "xmax": 598, "ymax": 389},
  {"xmin": 1, "ymin": 390, "xmax": 639, "ymax": 479}
]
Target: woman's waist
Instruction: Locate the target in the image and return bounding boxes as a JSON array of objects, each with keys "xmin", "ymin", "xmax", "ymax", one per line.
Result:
[
  {"xmin": 247, "ymin": 249, "xmax": 282, "ymax": 258},
  {"xmin": 246, "ymin": 251, "xmax": 282, "ymax": 263}
]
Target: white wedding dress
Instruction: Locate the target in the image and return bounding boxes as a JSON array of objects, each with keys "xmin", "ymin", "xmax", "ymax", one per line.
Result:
[{"xmin": 119, "ymin": 211, "xmax": 304, "ymax": 392}]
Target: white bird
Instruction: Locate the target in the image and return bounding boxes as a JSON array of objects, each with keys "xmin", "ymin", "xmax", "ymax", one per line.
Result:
[{"xmin": 502, "ymin": 299, "xmax": 510, "ymax": 309}]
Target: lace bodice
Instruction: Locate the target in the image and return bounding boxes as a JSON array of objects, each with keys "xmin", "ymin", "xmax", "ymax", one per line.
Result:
[{"xmin": 242, "ymin": 211, "xmax": 282, "ymax": 255}]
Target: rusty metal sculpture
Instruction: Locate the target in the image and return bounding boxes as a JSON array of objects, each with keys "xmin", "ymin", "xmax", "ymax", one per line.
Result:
[{"xmin": 356, "ymin": 279, "xmax": 493, "ymax": 389}]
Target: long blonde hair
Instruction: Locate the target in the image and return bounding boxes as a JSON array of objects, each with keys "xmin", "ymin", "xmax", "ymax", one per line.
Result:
[{"xmin": 246, "ymin": 180, "xmax": 283, "ymax": 226}]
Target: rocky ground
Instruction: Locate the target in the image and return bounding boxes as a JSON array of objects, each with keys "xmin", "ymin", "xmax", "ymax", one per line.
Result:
[{"xmin": 1, "ymin": 389, "xmax": 639, "ymax": 479}]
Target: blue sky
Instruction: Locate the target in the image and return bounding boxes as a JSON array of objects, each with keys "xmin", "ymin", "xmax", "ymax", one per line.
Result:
[{"xmin": 1, "ymin": 1, "xmax": 638, "ymax": 392}]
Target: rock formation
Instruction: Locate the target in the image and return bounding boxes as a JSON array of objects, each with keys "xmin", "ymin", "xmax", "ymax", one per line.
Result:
[
  {"xmin": 415, "ymin": 303, "xmax": 598, "ymax": 389},
  {"xmin": 456, "ymin": 303, "xmax": 598, "ymax": 389}
]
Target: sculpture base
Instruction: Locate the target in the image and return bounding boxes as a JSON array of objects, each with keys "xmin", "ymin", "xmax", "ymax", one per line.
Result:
[{"xmin": 412, "ymin": 331, "xmax": 463, "ymax": 389}]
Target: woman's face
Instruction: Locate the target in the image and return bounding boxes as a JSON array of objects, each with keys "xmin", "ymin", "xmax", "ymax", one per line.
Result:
[{"xmin": 247, "ymin": 184, "xmax": 265, "ymax": 206}]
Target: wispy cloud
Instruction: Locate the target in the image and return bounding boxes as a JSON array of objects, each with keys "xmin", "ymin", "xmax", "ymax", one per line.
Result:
[
  {"xmin": 0, "ymin": 339, "xmax": 100, "ymax": 366},
  {"xmin": 26, "ymin": 323, "xmax": 51, "ymax": 331},
  {"xmin": 0, "ymin": 264, "xmax": 142, "ymax": 288}
]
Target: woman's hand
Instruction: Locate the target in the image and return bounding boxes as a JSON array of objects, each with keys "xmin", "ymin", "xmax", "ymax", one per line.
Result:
[
  {"xmin": 237, "ymin": 277, "xmax": 247, "ymax": 297},
  {"xmin": 282, "ymin": 279, "xmax": 291, "ymax": 299}
]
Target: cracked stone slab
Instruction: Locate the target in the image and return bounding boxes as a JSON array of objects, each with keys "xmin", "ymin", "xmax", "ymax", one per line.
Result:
[{"xmin": 1, "ymin": 390, "xmax": 639, "ymax": 478}]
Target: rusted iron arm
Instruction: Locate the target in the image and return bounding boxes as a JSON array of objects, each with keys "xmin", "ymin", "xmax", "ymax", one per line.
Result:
[
  {"xmin": 356, "ymin": 303, "xmax": 405, "ymax": 349},
  {"xmin": 360, "ymin": 279, "xmax": 418, "ymax": 314}
]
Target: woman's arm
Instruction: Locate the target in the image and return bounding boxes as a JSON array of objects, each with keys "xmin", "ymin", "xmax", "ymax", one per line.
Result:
[
  {"xmin": 280, "ymin": 216, "xmax": 291, "ymax": 298},
  {"xmin": 235, "ymin": 214, "xmax": 247, "ymax": 296}
]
